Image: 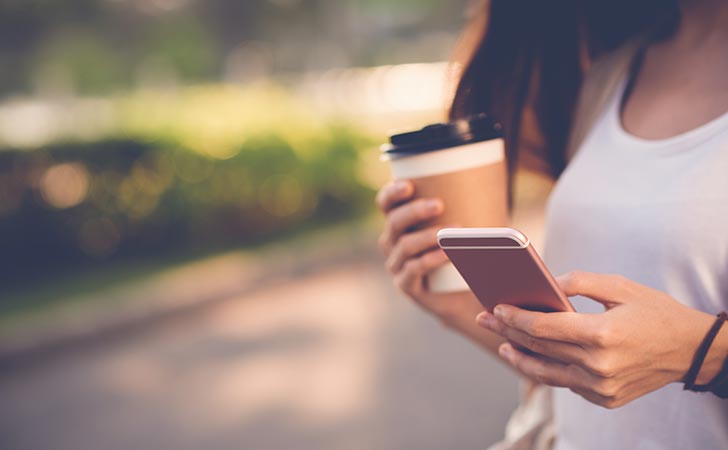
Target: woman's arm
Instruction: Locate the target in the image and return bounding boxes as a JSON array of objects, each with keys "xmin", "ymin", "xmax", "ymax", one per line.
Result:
[{"xmin": 476, "ymin": 270, "xmax": 728, "ymax": 408}]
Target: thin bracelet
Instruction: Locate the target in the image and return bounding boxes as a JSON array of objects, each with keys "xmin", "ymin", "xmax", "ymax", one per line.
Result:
[
  {"xmin": 683, "ymin": 312, "xmax": 728, "ymax": 391},
  {"xmin": 700, "ymin": 355, "xmax": 728, "ymax": 398}
]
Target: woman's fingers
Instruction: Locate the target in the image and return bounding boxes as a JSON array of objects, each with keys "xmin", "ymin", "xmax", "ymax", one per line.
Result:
[
  {"xmin": 386, "ymin": 225, "xmax": 449, "ymax": 274},
  {"xmin": 379, "ymin": 198, "xmax": 443, "ymax": 254},
  {"xmin": 498, "ymin": 343, "xmax": 572, "ymax": 387},
  {"xmin": 498, "ymin": 343, "xmax": 600, "ymax": 392},
  {"xmin": 491, "ymin": 304, "xmax": 600, "ymax": 345},
  {"xmin": 477, "ymin": 311, "xmax": 589, "ymax": 366},
  {"xmin": 394, "ymin": 248, "xmax": 449, "ymax": 296},
  {"xmin": 375, "ymin": 180, "xmax": 414, "ymax": 213},
  {"xmin": 569, "ymin": 387, "xmax": 619, "ymax": 409}
]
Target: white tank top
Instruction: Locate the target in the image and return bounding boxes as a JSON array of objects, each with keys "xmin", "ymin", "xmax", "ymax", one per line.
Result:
[{"xmin": 543, "ymin": 73, "xmax": 728, "ymax": 449}]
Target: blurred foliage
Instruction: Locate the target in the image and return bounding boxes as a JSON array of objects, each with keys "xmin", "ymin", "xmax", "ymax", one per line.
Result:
[
  {"xmin": 116, "ymin": 83, "xmax": 332, "ymax": 159},
  {"xmin": 0, "ymin": 0, "xmax": 465, "ymax": 300},
  {"xmin": 0, "ymin": 0, "xmax": 469, "ymax": 96},
  {"xmin": 32, "ymin": 28, "xmax": 128, "ymax": 94},
  {"xmin": 0, "ymin": 83, "xmax": 378, "ymax": 292},
  {"xmin": 139, "ymin": 16, "xmax": 220, "ymax": 83}
]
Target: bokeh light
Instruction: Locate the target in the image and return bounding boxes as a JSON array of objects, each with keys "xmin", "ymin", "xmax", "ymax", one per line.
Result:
[{"xmin": 38, "ymin": 162, "xmax": 90, "ymax": 209}]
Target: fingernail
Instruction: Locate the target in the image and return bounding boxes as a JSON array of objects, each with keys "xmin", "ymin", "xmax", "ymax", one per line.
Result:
[
  {"xmin": 476, "ymin": 312, "xmax": 491, "ymax": 327},
  {"xmin": 494, "ymin": 305, "xmax": 505, "ymax": 319},
  {"xmin": 499, "ymin": 344, "xmax": 513, "ymax": 359},
  {"xmin": 395, "ymin": 181, "xmax": 409, "ymax": 194},
  {"xmin": 476, "ymin": 312, "xmax": 494, "ymax": 328},
  {"xmin": 426, "ymin": 199, "xmax": 442, "ymax": 213}
]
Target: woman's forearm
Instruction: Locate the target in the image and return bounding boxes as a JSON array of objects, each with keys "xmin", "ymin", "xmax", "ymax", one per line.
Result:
[{"xmin": 441, "ymin": 307, "xmax": 507, "ymax": 356}]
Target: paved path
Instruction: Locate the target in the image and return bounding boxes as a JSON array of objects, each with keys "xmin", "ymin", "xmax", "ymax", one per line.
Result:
[{"xmin": 0, "ymin": 260, "xmax": 519, "ymax": 450}]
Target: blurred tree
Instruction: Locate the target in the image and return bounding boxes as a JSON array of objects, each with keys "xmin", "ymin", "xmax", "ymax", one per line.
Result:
[
  {"xmin": 0, "ymin": 0, "xmax": 108, "ymax": 94},
  {"xmin": 139, "ymin": 15, "xmax": 219, "ymax": 84},
  {"xmin": 32, "ymin": 28, "xmax": 128, "ymax": 95}
]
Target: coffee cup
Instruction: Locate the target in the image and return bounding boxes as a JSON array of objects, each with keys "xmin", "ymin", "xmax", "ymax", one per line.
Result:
[{"xmin": 381, "ymin": 114, "xmax": 508, "ymax": 292}]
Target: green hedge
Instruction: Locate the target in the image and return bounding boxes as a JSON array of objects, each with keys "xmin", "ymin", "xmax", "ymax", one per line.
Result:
[{"xmin": 0, "ymin": 129, "xmax": 375, "ymax": 288}]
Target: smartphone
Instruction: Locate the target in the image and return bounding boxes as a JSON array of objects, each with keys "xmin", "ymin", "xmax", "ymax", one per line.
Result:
[{"xmin": 436, "ymin": 227, "xmax": 574, "ymax": 313}]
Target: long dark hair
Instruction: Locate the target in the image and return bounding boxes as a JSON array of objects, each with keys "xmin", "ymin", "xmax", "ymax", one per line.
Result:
[{"xmin": 450, "ymin": 0, "xmax": 679, "ymax": 181}]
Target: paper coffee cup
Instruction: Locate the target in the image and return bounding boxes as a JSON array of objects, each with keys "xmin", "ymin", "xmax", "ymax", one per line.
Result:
[{"xmin": 382, "ymin": 114, "xmax": 507, "ymax": 293}]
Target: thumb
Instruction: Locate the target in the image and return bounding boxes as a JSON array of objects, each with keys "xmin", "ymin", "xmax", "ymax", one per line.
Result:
[{"xmin": 556, "ymin": 271, "xmax": 627, "ymax": 309}]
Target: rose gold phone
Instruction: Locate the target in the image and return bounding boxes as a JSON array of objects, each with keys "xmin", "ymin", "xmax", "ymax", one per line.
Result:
[{"xmin": 437, "ymin": 227, "xmax": 574, "ymax": 313}]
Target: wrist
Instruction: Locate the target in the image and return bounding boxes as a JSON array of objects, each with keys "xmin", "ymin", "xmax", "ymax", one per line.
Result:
[{"xmin": 671, "ymin": 308, "xmax": 715, "ymax": 383}]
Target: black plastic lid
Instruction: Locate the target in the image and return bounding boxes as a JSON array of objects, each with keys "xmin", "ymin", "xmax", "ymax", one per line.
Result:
[{"xmin": 383, "ymin": 113, "xmax": 502, "ymax": 155}]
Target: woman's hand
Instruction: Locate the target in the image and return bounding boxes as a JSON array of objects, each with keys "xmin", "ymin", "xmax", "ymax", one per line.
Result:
[
  {"xmin": 376, "ymin": 180, "xmax": 449, "ymax": 300},
  {"xmin": 376, "ymin": 180, "xmax": 502, "ymax": 350},
  {"xmin": 376, "ymin": 179, "xmax": 474, "ymax": 323},
  {"xmin": 476, "ymin": 271, "xmax": 725, "ymax": 409}
]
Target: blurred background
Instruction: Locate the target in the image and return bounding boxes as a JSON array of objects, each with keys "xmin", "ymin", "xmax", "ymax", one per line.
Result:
[{"xmin": 0, "ymin": 1, "xmax": 549, "ymax": 448}]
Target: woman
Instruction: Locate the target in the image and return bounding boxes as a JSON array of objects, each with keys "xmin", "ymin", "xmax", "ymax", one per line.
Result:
[{"xmin": 376, "ymin": 0, "xmax": 728, "ymax": 448}]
